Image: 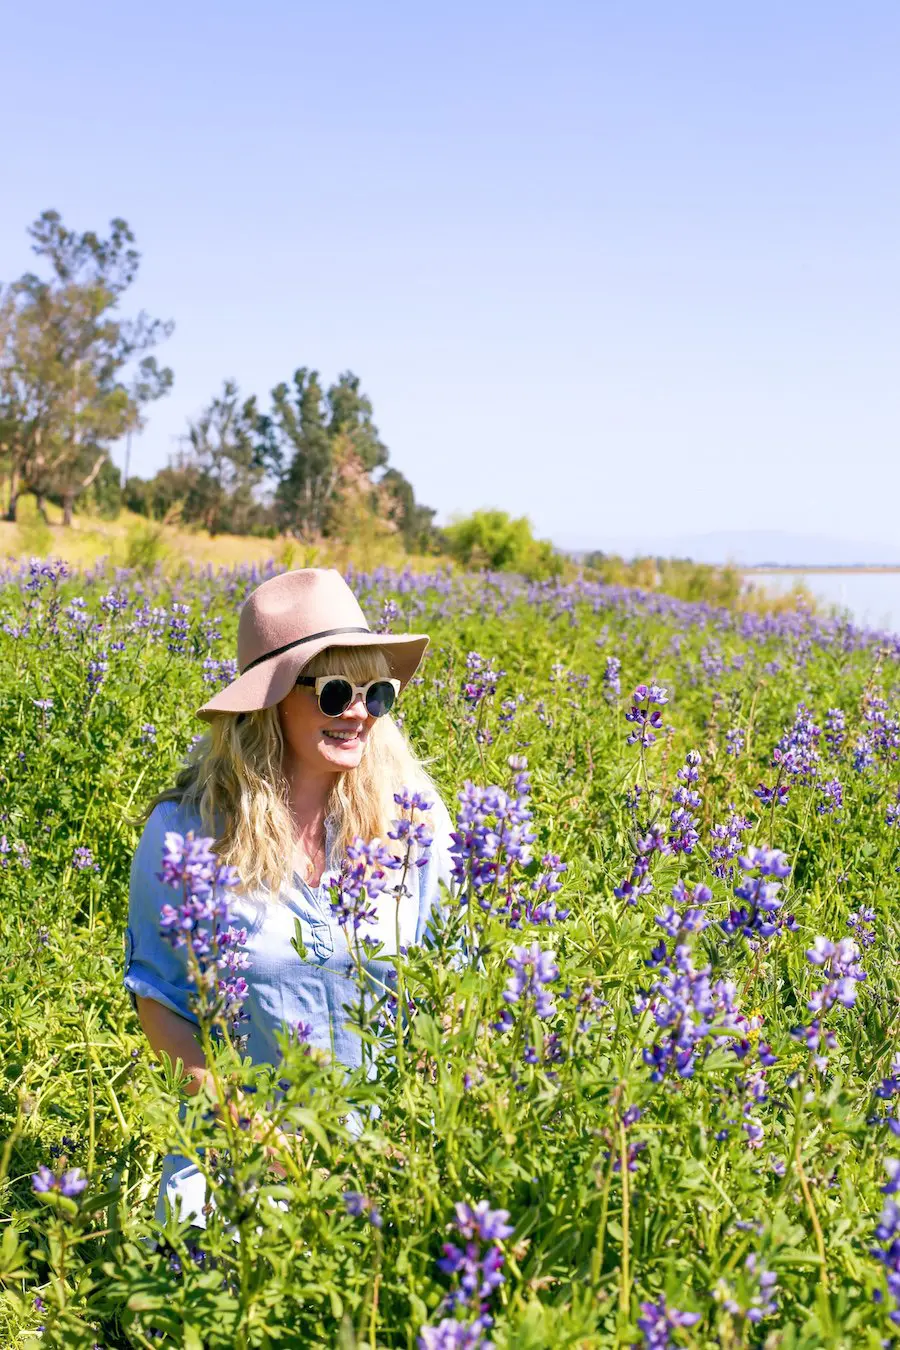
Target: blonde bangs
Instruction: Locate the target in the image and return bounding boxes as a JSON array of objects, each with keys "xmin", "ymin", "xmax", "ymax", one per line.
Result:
[{"xmin": 136, "ymin": 642, "xmax": 437, "ymax": 897}]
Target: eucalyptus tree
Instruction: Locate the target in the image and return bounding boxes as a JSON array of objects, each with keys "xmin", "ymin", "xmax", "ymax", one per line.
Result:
[
  {"xmin": 260, "ymin": 368, "xmax": 389, "ymax": 539},
  {"xmin": 0, "ymin": 209, "xmax": 173, "ymax": 523}
]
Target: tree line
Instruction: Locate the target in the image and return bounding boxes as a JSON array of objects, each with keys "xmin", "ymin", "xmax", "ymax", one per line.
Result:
[
  {"xmin": 0, "ymin": 209, "xmax": 439, "ymax": 551},
  {"xmin": 0, "ymin": 209, "xmax": 563, "ymax": 574}
]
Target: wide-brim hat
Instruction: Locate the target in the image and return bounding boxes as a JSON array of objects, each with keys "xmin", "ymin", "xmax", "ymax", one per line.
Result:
[{"xmin": 196, "ymin": 567, "xmax": 429, "ymax": 721}]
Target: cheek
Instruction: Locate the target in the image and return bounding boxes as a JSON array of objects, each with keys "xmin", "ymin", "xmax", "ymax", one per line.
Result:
[{"xmin": 279, "ymin": 696, "xmax": 321, "ymax": 750}]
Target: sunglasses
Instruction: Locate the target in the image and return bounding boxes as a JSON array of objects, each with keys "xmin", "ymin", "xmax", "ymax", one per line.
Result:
[{"xmin": 296, "ymin": 674, "xmax": 401, "ymax": 719}]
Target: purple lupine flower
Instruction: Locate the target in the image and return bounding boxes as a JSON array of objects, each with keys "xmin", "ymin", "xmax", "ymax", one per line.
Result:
[
  {"xmin": 603, "ymin": 655, "xmax": 621, "ymax": 703},
  {"xmin": 140, "ymin": 723, "xmax": 157, "ymax": 744},
  {"xmin": 870, "ymin": 1162, "xmax": 900, "ymax": 1324},
  {"xmin": 201, "ymin": 656, "xmax": 239, "ymax": 687},
  {"xmin": 854, "ymin": 735, "xmax": 876, "ymax": 775},
  {"xmin": 72, "ymin": 846, "xmax": 99, "ymax": 873},
  {"xmin": 709, "ymin": 808, "xmax": 751, "ymax": 883},
  {"xmin": 49, "ymin": 1135, "xmax": 79, "ymax": 1160},
  {"xmin": 449, "ymin": 767, "xmax": 537, "ymax": 920},
  {"xmin": 325, "ymin": 838, "xmax": 395, "ymax": 932},
  {"xmin": 824, "ymin": 707, "xmax": 846, "ymax": 754},
  {"xmin": 714, "ymin": 1253, "xmax": 778, "ymax": 1323},
  {"xmin": 157, "ymin": 831, "xmax": 247, "ymax": 1034},
  {"xmin": 668, "ymin": 751, "xmax": 702, "ymax": 854},
  {"xmin": 433, "ymin": 1194, "xmax": 514, "ymax": 1332},
  {"xmin": 98, "ymin": 587, "xmax": 129, "ymax": 617},
  {"xmin": 525, "ymin": 853, "xmax": 570, "ymax": 925},
  {"xmin": 388, "ymin": 789, "xmax": 434, "ymax": 871},
  {"xmin": 201, "ymin": 616, "xmax": 223, "ymax": 645},
  {"xmin": 640, "ymin": 944, "xmax": 742, "ymax": 1082},
  {"xmin": 753, "ymin": 781, "xmax": 790, "ymax": 808},
  {"xmin": 417, "ymin": 1320, "xmax": 488, "ymax": 1350},
  {"xmin": 883, "ymin": 1159, "xmax": 900, "ymax": 1196},
  {"xmin": 573, "ymin": 982, "xmax": 608, "ymax": 1035},
  {"xmin": 791, "ymin": 1016, "xmax": 838, "ymax": 1070},
  {"xmin": 772, "ymin": 702, "xmax": 821, "ymax": 782},
  {"xmin": 816, "ymin": 777, "xmax": 844, "ymax": 816},
  {"xmin": 452, "ymin": 1202, "xmax": 514, "ymax": 1243},
  {"xmin": 291, "ymin": 1020, "xmax": 314, "ymax": 1047},
  {"xmin": 725, "ymin": 727, "xmax": 745, "ymax": 756},
  {"xmin": 805, "ymin": 936, "xmax": 867, "ymax": 1012},
  {"xmin": 461, "ymin": 651, "xmax": 505, "ymax": 706},
  {"xmin": 625, "ymin": 684, "xmax": 669, "ymax": 749},
  {"xmin": 167, "ymin": 602, "xmax": 191, "ymax": 656},
  {"xmin": 502, "ymin": 944, "xmax": 559, "ymax": 1019},
  {"xmin": 636, "ymin": 1295, "xmax": 700, "ymax": 1348},
  {"xmin": 32, "ymin": 1164, "xmax": 88, "ymax": 1198},
  {"xmin": 376, "ymin": 598, "xmax": 401, "ymax": 633},
  {"xmin": 497, "ymin": 693, "xmax": 524, "ymax": 730},
  {"xmin": 656, "ymin": 879, "xmax": 713, "ymax": 938},
  {"xmin": 614, "ymin": 818, "xmax": 671, "ymax": 906},
  {"xmin": 343, "ymin": 1190, "xmax": 383, "ymax": 1228},
  {"xmin": 848, "ymin": 907, "xmax": 877, "ymax": 948},
  {"xmin": 87, "ymin": 650, "xmax": 108, "ymax": 694},
  {"xmin": 720, "ymin": 847, "xmax": 796, "ymax": 945},
  {"xmin": 862, "ymin": 692, "xmax": 900, "ymax": 765},
  {"xmin": 438, "ymin": 1241, "xmax": 506, "ymax": 1306}
]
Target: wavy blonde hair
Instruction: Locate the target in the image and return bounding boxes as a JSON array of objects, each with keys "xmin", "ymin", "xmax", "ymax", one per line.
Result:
[{"xmin": 136, "ymin": 643, "xmax": 439, "ymax": 896}]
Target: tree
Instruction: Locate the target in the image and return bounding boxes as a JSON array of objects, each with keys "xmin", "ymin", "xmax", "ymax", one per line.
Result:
[
  {"xmin": 0, "ymin": 210, "xmax": 173, "ymax": 523},
  {"xmin": 327, "ymin": 371, "xmax": 389, "ymax": 473},
  {"xmin": 178, "ymin": 379, "xmax": 266, "ymax": 535},
  {"xmin": 75, "ymin": 456, "xmax": 122, "ymax": 520},
  {"xmin": 262, "ymin": 368, "xmax": 390, "ymax": 540},
  {"xmin": 380, "ymin": 467, "xmax": 437, "ymax": 552}
]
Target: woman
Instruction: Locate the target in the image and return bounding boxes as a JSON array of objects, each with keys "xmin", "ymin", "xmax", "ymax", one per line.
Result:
[{"xmin": 124, "ymin": 567, "xmax": 455, "ymax": 1226}]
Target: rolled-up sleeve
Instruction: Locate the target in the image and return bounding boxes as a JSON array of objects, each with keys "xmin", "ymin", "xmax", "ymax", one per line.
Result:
[{"xmin": 123, "ymin": 801, "xmax": 198, "ymax": 1025}]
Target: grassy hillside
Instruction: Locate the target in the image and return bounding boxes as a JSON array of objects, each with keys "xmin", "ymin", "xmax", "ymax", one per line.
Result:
[
  {"xmin": 1, "ymin": 494, "xmax": 819, "ymax": 617},
  {"xmin": 0, "ymin": 496, "xmax": 429, "ymax": 575}
]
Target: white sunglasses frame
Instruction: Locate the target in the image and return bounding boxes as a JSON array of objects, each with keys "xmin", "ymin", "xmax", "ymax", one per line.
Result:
[{"xmin": 295, "ymin": 674, "xmax": 401, "ymax": 718}]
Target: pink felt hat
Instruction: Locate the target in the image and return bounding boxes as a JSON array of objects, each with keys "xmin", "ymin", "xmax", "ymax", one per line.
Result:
[{"xmin": 196, "ymin": 568, "xmax": 429, "ymax": 721}]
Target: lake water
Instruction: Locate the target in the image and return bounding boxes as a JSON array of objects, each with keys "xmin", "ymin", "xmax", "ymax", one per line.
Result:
[{"xmin": 743, "ymin": 570, "xmax": 900, "ymax": 635}]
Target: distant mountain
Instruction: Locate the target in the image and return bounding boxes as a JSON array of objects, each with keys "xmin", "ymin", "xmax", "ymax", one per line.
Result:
[{"xmin": 562, "ymin": 530, "xmax": 900, "ymax": 568}]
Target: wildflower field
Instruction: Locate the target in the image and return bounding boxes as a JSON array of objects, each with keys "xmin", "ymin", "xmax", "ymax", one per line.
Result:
[{"xmin": 2, "ymin": 557, "xmax": 900, "ymax": 1349}]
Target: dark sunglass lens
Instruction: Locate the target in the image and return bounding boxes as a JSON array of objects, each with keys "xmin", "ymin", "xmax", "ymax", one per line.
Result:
[
  {"xmin": 319, "ymin": 679, "xmax": 353, "ymax": 717},
  {"xmin": 365, "ymin": 680, "xmax": 396, "ymax": 718}
]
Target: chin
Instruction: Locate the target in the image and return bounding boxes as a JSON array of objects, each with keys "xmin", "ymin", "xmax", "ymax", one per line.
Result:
[{"xmin": 320, "ymin": 747, "xmax": 365, "ymax": 769}]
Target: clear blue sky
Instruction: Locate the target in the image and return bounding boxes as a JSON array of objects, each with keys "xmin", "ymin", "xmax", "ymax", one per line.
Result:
[{"xmin": 3, "ymin": 2, "xmax": 899, "ymax": 553}]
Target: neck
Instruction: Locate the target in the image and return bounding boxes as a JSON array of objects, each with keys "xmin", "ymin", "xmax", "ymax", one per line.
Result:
[{"xmin": 282, "ymin": 756, "xmax": 333, "ymax": 832}]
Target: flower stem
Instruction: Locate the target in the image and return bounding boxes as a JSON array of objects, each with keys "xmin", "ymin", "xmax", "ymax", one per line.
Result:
[{"xmin": 618, "ymin": 1118, "xmax": 631, "ymax": 1322}]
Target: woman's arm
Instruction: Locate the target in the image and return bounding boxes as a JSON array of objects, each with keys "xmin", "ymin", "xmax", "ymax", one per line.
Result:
[
  {"xmin": 135, "ymin": 994, "xmax": 293, "ymax": 1174},
  {"xmin": 135, "ymin": 994, "xmax": 210, "ymax": 1096}
]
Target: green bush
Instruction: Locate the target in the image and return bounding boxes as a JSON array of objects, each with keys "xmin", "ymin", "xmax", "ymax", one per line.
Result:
[{"xmin": 441, "ymin": 508, "xmax": 563, "ymax": 579}]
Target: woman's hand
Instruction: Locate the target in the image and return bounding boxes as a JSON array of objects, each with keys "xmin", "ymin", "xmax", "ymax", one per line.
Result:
[{"xmin": 135, "ymin": 996, "xmax": 301, "ymax": 1178}]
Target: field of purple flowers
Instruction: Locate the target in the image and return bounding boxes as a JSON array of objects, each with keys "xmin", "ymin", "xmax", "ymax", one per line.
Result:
[{"xmin": 1, "ymin": 556, "xmax": 900, "ymax": 1348}]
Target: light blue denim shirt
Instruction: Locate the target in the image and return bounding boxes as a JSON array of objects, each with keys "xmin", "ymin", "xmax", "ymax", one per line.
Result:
[{"xmin": 124, "ymin": 792, "xmax": 456, "ymax": 1225}]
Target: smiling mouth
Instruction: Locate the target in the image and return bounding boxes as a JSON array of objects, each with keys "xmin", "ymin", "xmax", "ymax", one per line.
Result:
[{"xmin": 322, "ymin": 728, "xmax": 363, "ymax": 743}]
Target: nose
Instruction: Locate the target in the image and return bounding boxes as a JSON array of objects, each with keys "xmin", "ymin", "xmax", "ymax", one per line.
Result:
[{"xmin": 340, "ymin": 692, "xmax": 369, "ymax": 719}]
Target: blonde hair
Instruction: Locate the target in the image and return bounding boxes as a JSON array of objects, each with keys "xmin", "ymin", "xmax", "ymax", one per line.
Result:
[{"xmin": 136, "ymin": 643, "xmax": 438, "ymax": 896}]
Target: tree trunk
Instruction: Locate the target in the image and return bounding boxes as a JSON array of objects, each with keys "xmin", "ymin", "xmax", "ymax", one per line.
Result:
[
  {"xmin": 34, "ymin": 492, "xmax": 49, "ymax": 523},
  {"xmin": 5, "ymin": 462, "xmax": 19, "ymax": 523},
  {"xmin": 61, "ymin": 452, "xmax": 106, "ymax": 526}
]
